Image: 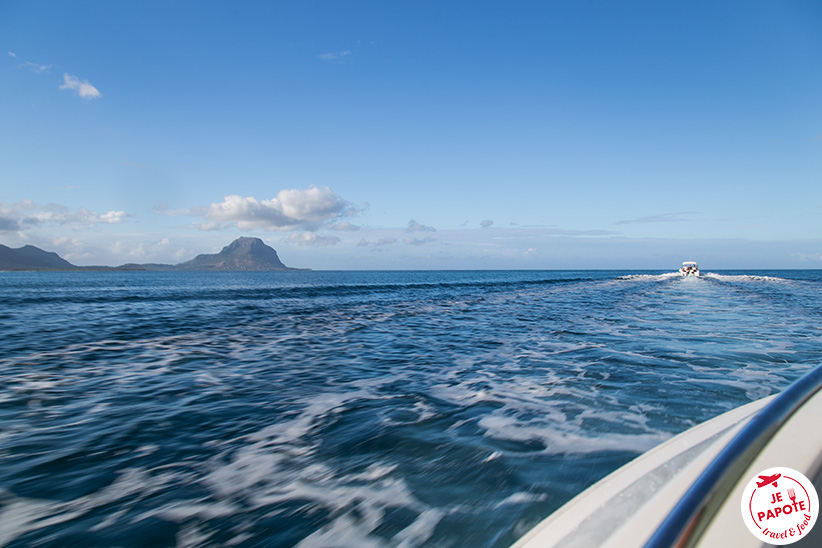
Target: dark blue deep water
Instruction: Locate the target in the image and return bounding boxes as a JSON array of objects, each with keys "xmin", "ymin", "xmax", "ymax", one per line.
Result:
[{"xmin": 1, "ymin": 270, "xmax": 821, "ymax": 547}]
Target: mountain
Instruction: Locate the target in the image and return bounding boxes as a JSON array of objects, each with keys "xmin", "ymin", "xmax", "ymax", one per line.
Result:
[
  {"xmin": 0, "ymin": 244, "xmax": 77, "ymax": 270},
  {"xmin": 175, "ymin": 237, "xmax": 293, "ymax": 271},
  {"xmin": 0, "ymin": 238, "xmax": 302, "ymax": 271}
]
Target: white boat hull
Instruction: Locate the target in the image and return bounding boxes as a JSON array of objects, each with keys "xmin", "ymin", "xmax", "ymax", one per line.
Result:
[
  {"xmin": 510, "ymin": 365, "xmax": 822, "ymax": 547},
  {"xmin": 679, "ymin": 262, "xmax": 700, "ymax": 277}
]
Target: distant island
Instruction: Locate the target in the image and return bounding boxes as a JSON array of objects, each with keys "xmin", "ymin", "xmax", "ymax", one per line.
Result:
[
  {"xmin": 0, "ymin": 244, "xmax": 75, "ymax": 270},
  {"xmin": 0, "ymin": 237, "xmax": 305, "ymax": 271}
]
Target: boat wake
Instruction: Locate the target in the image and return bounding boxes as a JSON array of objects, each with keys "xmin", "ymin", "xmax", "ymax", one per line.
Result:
[
  {"xmin": 617, "ymin": 272, "xmax": 681, "ymax": 282},
  {"xmin": 618, "ymin": 272, "xmax": 792, "ymax": 284},
  {"xmin": 2, "ymin": 270, "xmax": 819, "ymax": 548},
  {"xmin": 701, "ymin": 273, "xmax": 790, "ymax": 283}
]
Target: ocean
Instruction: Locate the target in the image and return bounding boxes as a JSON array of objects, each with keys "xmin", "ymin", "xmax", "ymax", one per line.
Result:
[{"xmin": 1, "ymin": 270, "xmax": 820, "ymax": 547}]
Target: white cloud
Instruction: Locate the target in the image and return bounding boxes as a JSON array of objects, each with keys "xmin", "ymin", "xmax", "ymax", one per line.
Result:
[
  {"xmin": 205, "ymin": 186, "xmax": 354, "ymax": 231},
  {"xmin": 407, "ymin": 219, "xmax": 436, "ymax": 232},
  {"xmin": 0, "ymin": 200, "xmax": 128, "ymax": 230},
  {"xmin": 9, "ymin": 53, "xmax": 51, "ymax": 74},
  {"xmin": 327, "ymin": 221, "xmax": 360, "ymax": 231},
  {"xmin": 99, "ymin": 210, "xmax": 129, "ymax": 224},
  {"xmin": 0, "ymin": 199, "xmax": 35, "ymax": 231},
  {"xmin": 198, "ymin": 221, "xmax": 227, "ymax": 231},
  {"xmin": 59, "ymin": 73, "xmax": 101, "ymax": 99},
  {"xmin": 481, "ymin": 220, "xmax": 494, "ymax": 228},
  {"xmin": 286, "ymin": 232, "xmax": 340, "ymax": 246},
  {"xmin": 375, "ymin": 238, "xmax": 397, "ymax": 246},
  {"xmin": 33, "ymin": 205, "xmax": 128, "ymax": 225},
  {"xmin": 404, "ymin": 236, "xmax": 437, "ymax": 246},
  {"xmin": 21, "ymin": 61, "xmax": 50, "ymax": 73},
  {"xmin": 110, "ymin": 237, "xmax": 188, "ymax": 264},
  {"xmin": 318, "ymin": 50, "xmax": 352, "ymax": 63}
]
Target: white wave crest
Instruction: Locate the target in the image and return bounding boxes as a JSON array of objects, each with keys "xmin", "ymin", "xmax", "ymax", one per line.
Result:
[{"xmin": 701, "ymin": 273, "xmax": 789, "ymax": 283}]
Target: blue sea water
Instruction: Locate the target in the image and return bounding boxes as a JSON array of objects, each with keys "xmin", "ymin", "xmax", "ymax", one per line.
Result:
[{"xmin": 1, "ymin": 269, "xmax": 820, "ymax": 547}]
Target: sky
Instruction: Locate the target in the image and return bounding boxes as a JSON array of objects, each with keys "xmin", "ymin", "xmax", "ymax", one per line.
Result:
[{"xmin": 2, "ymin": 0, "xmax": 821, "ymax": 269}]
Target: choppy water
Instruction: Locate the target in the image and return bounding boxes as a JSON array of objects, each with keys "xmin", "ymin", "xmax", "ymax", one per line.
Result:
[{"xmin": 1, "ymin": 270, "xmax": 820, "ymax": 547}]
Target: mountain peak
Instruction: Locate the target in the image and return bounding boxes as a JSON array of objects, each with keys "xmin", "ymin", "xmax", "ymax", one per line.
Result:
[
  {"xmin": 177, "ymin": 237, "xmax": 292, "ymax": 271},
  {"xmin": 1, "ymin": 237, "xmax": 303, "ymax": 271},
  {"xmin": 0, "ymin": 244, "xmax": 76, "ymax": 270},
  {"xmin": 223, "ymin": 236, "xmax": 265, "ymax": 251}
]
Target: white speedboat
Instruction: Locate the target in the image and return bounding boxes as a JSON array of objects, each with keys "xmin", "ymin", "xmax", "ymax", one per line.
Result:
[
  {"xmin": 510, "ymin": 364, "xmax": 822, "ymax": 547},
  {"xmin": 679, "ymin": 261, "xmax": 700, "ymax": 277}
]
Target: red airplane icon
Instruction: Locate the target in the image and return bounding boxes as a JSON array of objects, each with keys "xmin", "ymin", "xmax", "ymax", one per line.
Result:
[{"xmin": 757, "ymin": 473, "xmax": 781, "ymax": 488}]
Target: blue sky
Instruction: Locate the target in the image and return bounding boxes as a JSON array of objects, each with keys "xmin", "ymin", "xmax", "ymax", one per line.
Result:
[{"xmin": 2, "ymin": 1, "xmax": 821, "ymax": 269}]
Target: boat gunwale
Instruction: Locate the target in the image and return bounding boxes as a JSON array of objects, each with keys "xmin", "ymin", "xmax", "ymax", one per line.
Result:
[{"xmin": 644, "ymin": 364, "xmax": 822, "ymax": 547}]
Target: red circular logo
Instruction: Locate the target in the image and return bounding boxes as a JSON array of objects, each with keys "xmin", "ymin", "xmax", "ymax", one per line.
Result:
[{"xmin": 741, "ymin": 467, "xmax": 818, "ymax": 544}]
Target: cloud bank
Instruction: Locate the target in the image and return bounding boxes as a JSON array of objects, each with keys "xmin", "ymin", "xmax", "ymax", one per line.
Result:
[
  {"xmin": 404, "ymin": 236, "xmax": 436, "ymax": 246},
  {"xmin": 407, "ymin": 219, "xmax": 436, "ymax": 232},
  {"xmin": 0, "ymin": 200, "xmax": 128, "ymax": 231},
  {"xmin": 616, "ymin": 211, "xmax": 700, "ymax": 225}
]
